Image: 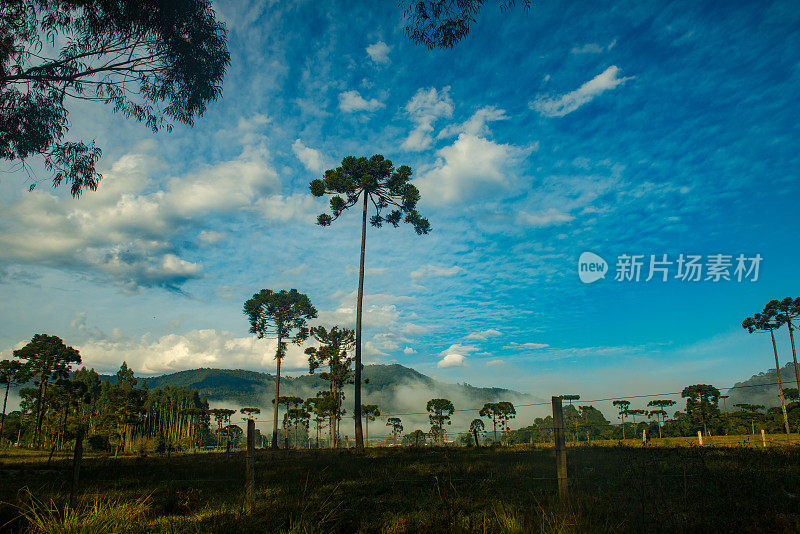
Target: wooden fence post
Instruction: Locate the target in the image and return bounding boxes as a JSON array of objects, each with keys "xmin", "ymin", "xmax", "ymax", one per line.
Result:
[
  {"xmin": 246, "ymin": 419, "xmax": 255, "ymax": 512},
  {"xmin": 761, "ymin": 429, "xmax": 766, "ymax": 448},
  {"xmin": 69, "ymin": 427, "xmax": 84, "ymax": 510},
  {"xmin": 551, "ymin": 396, "xmax": 568, "ymax": 501}
]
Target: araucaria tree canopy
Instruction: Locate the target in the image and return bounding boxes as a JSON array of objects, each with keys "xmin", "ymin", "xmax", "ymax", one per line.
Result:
[
  {"xmin": 0, "ymin": 0, "xmax": 230, "ymax": 196},
  {"xmin": 310, "ymin": 154, "xmax": 430, "ymax": 450}
]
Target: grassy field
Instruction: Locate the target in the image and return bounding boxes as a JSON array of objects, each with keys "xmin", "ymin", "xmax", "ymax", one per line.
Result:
[{"xmin": 2, "ymin": 441, "xmax": 800, "ymax": 533}]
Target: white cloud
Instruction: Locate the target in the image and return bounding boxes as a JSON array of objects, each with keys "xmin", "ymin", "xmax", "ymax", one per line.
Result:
[
  {"xmin": 416, "ymin": 133, "xmax": 533, "ymax": 204},
  {"xmin": 571, "ymin": 43, "xmax": 604, "ymax": 54},
  {"xmin": 438, "ymin": 353, "xmax": 466, "ymax": 368},
  {"xmin": 366, "ymin": 41, "xmax": 391, "ymax": 64},
  {"xmin": 440, "ymin": 343, "xmax": 478, "ymax": 356},
  {"xmin": 516, "ymin": 208, "xmax": 575, "ymax": 228},
  {"xmin": 403, "ymin": 347, "xmax": 417, "ymax": 354},
  {"xmin": 486, "ymin": 359, "xmax": 505, "ymax": 366},
  {"xmin": 401, "ymin": 87, "xmax": 453, "ymax": 151},
  {"xmin": 571, "ymin": 40, "xmax": 616, "ymax": 54},
  {"xmin": 338, "ymin": 90, "xmax": 384, "ymax": 112},
  {"xmin": 76, "ymin": 328, "xmax": 311, "ymax": 375},
  {"xmin": 530, "ymin": 66, "xmax": 633, "ymax": 117},
  {"xmin": 466, "ymin": 328, "xmax": 502, "ymax": 341},
  {"xmin": 292, "ymin": 139, "xmax": 329, "ymax": 174},
  {"xmin": 0, "ymin": 143, "xmax": 309, "ymax": 290},
  {"xmin": 198, "ymin": 230, "xmax": 227, "ymax": 244},
  {"xmin": 410, "ymin": 264, "xmax": 462, "ymax": 280}
]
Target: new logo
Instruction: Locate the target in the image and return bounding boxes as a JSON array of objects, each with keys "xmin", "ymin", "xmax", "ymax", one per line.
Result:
[{"xmin": 578, "ymin": 252, "xmax": 607, "ymax": 284}]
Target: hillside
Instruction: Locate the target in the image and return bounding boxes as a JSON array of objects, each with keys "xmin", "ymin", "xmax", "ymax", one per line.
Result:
[
  {"xmin": 725, "ymin": 361, "xmax": 800, "ymax": 408},
  {"xmin": 119, "ymin": 364, "xmax": 532, "ymax": 416}
]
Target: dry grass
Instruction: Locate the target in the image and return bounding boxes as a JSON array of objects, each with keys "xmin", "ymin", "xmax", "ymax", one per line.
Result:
[{"xmin": 1, "ymin": 442, "xmax": 799, "ymax": 533}]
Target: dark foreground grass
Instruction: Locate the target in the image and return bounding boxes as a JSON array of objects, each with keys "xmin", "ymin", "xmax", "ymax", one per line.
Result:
[{"xmin": 1, "ymin": 445, "xmax": 799, "ymax": 533}]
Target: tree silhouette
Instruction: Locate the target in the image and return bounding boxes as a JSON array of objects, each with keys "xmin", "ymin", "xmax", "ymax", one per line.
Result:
[
  {"xmin": 469, "ymin": 418, "xmax": 485, "ymax": 447},
  {"xmin": 310, "ymin": 155, "xmax": 429, "ymax": 449},
  {"xmin": 612, "ymin": 400, "xmax": 630, "ymax": 439},
  {"xmin": 681, "ymin": 385, "xmax": 720, "ymax": 437},
  {"xmin": 426, "ymin": 398, "xmax": 454, "ymax": 446},
  {"xmin": 13, "ymin": 334, "xmax": 81, "ymax": 447},
  {"xmin": 767, "ymin": 297, "xmax": 800, "ymax": 395},
  {"xmin": 478, "ymin": 402, "xmax": 514, "ymax": 444},
  {"xmin": 386, "ymin": 417, "xmax": 404, "ymax": 445},
  {"xmin": 1, "ymin": 0, "xmax": 230, "ymax": 196},
  {"xmin": 273, "ymin": 396, "xmax": 303, "ymax": 446},
  {"xmin": 743, "ymin": 310, "xmax": 792, "ymax": 443},
  {"xmin": 646, "ymin": 399, "xmax": 675, "ymax": 438},
  {"xmin": 401, "ymin": 0, "xmax": 531, "ymax": 49},
  {"xmin": 241, "ymin": 407, "xmax": 260, "ymax": 420},
  {"xmin": 627, "ymin": 409, "xmax": 645, "ymax": 436},
  {"xmin": 244, "ymin": 289, "xmax": 316, "ymax": 449},
  {"xmin": 305, "ymin": 325, "xmax": 355, "ymax": 447},
  {"xmin": 1, "ymin": 359, "xmax": 31, "ymax": 441},
  {"xmin": 284, "ymin": 407, "xmax": 310, "ymax": 448},
  {"xmin": 361, "ymin": 404, "xmax": 380, "ymax": 446}
]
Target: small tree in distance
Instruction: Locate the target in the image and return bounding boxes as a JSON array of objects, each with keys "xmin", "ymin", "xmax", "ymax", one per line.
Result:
[
  {"xmin": 361, "ymin": 404, "xmax": 380, "ymax": 446},
  {"xmin": 612, "ymin": 400, "xmax": 631, "ymax": 439},
  {"xmin": 386, "ymin": 417, "xmax": 404, "ymax": 445},
  {"xmin": 647, "ymin": 399, "xmax": 675, "ymax": 438},
  {"xmin": 310, "ymin": 155, "xmax": 430, "ymax": 449},
  {"xmin": 427, "ymin": 398, "xmax": 454, "ymax": 446},
  {"xmin": 469, "ymin": 418, "xmax": 485, "ymax": 447},
  {"xmin": 244, "ymin": 289, "xmax": 317, "ymax": 449}
]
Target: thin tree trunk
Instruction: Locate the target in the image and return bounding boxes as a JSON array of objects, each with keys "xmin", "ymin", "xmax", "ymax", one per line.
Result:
[
  {"xmin": 1, "ymin": 381, "xmax": 10, "ymax": 441},
  {"xmin": 354, "ymin": 193, "xmax": 368, "ymax": 450},
  {"xmin": 34, "ymin": 377, "xmax": 48, "ymax": 448},
  {"xmin": 272, "ymin": 334, "xmax": 282, "ymax": 450},
  {"xmin": 770, "ymin": 329, "xmax": 792, "ymax": 444},
  {"xmin": 473, "ymin": 429, "xmax": 479, "ymax": 447},
  {"xmin": 788, "ymin": 320, "xmax": 800, "ymax": 394}
]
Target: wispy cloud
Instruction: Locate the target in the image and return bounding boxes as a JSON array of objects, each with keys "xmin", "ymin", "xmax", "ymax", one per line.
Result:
[
  {"xmin": 401, "ymin": 87, "xmax": 453, "ymax": 151},
  {"xmin": 338, "ymin": 90, "xmax": 384, "ymax": 112},
  {"xmin": 530, "ymin": 66, "xmax": 633, "ymax": 117}
]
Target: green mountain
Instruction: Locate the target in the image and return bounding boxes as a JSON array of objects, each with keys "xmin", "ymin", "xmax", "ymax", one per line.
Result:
[
  {"xmin": 725, "ymin": 361, "xmax": 800, "ymax": 409},
  {"xmin": 117, "ymin": 364, "xmax": 532, "ymax": 413}
]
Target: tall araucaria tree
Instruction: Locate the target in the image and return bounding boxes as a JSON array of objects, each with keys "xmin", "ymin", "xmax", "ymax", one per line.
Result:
[
  {"xmin": 766, "ymin": 297, "xmax": 800, "ymax": 395},
  {"xmin": 13, "ymin": 334, "xmax": 80, "ymax": 447},
  {"xmin": 244, "ymin": 289, "xmax": 317, "ymax": 449},
  {"xmin": 310, "ymin": 155, "xmax": 430, "ymax": 449},
  {"xmin": 743, "ymin": 311, "xmax": 792, "ymax": 444}
]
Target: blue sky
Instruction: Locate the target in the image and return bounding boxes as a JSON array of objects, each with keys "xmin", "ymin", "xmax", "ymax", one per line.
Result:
[{"xmin": 1, "ymin": 0, "xmax": 799, "ymax": 406}]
